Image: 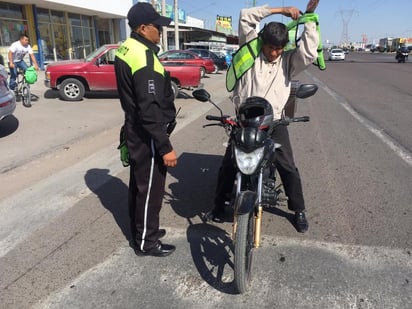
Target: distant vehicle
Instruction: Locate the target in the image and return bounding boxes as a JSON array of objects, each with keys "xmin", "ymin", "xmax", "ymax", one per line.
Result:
[
  {"xmin": 45, "ymin": 44, "xmax": 201, "ymax": 101},
  {"xmin": 188, "ymin": 49, "xmax": 228, "ymax": 73},
  {"xmin": 395, "ymin": 47, "xmax": 409, "ymax": 63},
  {"xmin": 158, "ymin": 50, "xmax": 215, "ymax": 78},
  {"xmin": 328, "ymin": 49, "xmax": 345, "ymax": 61},
  {"xmin": 0, "ymin": 64, "xmax": 16, "ymax": 121}
]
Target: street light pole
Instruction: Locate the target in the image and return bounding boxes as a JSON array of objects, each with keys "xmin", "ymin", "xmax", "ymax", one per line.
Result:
[{"xmin": 174, "ymin": 0, "xmax": 179, "ymax": 49}]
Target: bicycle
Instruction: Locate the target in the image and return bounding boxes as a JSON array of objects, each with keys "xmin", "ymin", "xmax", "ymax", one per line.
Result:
[{"xmin": 15, "ymin": 66, "xmax": 38, "ymax": 107}]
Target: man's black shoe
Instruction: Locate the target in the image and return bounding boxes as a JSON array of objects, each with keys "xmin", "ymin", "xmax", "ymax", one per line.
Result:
[
  {"xmin": 134, "ymin": 242, "xmax": 176, "ymax": 257},
  {"xmin": 295, "ymin": 211, "xmax": 308, "ymax": 233},
  {"xmin": 205, "ymin": 209, "xmax": 225, "ymax": 223}
]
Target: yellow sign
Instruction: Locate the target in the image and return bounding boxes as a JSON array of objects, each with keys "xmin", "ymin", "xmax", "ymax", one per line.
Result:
[{"xmin": 216, "ymin": 15, "xmax": 232, "ymax": 35}]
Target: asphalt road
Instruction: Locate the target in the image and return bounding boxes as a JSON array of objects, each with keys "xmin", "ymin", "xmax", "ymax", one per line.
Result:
[{"xmin": 0, "ymin": 53, "xmax": 411, "ymax": 308}]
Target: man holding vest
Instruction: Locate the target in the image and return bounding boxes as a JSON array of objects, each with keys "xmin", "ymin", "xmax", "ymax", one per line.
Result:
[
  {"xmin": 209, "ymin": 0, "xmax": 320, "ymax": 233},
  {"xmin": 115, "ymin": 2, "xmax": 177, "ymax": 257}
]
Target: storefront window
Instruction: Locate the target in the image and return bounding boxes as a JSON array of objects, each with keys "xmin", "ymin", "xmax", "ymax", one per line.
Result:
[
  {"xmin": 0, "ymin": 3, "xmax": 28, "ymax": 46},
  {"xmin": 36, "ymin": 8, "xmax": 69, "ymax": 62},
  {"xmin": 69, "ymin": 13, "xmax": 95, "ymax": 59},
  {"xmin": 97, "ymin": 19, "xmax": 112, "ymax": 45}
]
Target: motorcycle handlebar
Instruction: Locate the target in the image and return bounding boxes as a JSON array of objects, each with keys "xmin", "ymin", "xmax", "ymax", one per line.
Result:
[
  {"xmin": 269, "ymin": 116, "xmax": 310, "ymax": 134},
  {"xmin": 291, "ymin": 116, "xmax": 310, "ymax": 122},
  {"xmin": 206, "ymin": 115, "xmax": 222, "ymax": 121}
]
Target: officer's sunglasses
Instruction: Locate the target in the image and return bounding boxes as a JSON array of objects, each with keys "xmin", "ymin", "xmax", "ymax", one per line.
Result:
[{"xmin": 146, "ymin": 23, "xmax": 162, "ymax": 31}]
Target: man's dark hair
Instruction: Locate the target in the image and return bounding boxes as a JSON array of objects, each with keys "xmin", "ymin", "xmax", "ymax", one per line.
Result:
[
  {"xmin": 259, "ymin": 22, "xmax": 289, "ymax": 47},
  {"xmin": 19, "ymin": 33, "xmax": 29, "ymax": 39}
]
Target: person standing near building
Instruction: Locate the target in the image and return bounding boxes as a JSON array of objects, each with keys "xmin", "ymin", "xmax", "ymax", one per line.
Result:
[
  {"xmin": 8, "ymin": 33, "xmax": 39, "ymax": 90},
  {"xmin": 209, "ymin": 0, "xmax": 320, "ymax": 233},
  {"xmin": 115, "ymin": 2, "xmax": 177, "ymax": 257}
]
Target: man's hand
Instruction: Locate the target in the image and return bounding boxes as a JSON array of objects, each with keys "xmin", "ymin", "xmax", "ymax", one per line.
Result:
[
  {"xmin": 306, "ymin": 0, "xmax": 319, "ymax": 13},
  {"xmin": 281, "ymin": 7, "xmax": 301, "ymax": 20},
  {"xmin": 163, "ymin": 149, "xmax": 177, "ymax": 167}
]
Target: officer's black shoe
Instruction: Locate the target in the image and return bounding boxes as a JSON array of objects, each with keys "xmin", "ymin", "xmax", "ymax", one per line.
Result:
[
  {"xmin": 129, "ymin": 229, "xmax": 166, "ymax": 248},
  {"xmin": 295, "ymin": 211, "xmax": 309, "ymax": 233},
  {"xmin": 134, "ymin": 242, "xmax": 176, "ymax": 257}
]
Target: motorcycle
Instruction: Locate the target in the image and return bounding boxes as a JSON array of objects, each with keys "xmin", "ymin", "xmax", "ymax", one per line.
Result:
[
  {"xmin": 395, "ymin": 47, "xmax": 409, "ymax": 63},
  {"xmin": 192, "ymin": 83, "xmax": 318, "ymax": 294}
]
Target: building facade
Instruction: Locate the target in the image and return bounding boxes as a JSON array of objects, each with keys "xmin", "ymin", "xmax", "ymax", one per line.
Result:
[
  {"xmin": 0, "ymin": 1, "xmax": 234, "ymax": 70},
  {"xmin": 0, "ymin": 0, "xmax": 129, "ymax": 69}
]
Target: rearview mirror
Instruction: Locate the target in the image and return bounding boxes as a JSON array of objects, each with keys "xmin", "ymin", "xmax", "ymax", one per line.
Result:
[
  {"xmin": 296, "ymin": 84, "xmax": 318, "ymax": 99},
  {"xmin": 192, "ymin": 89, "xmax": 210, "ymax": 102}
]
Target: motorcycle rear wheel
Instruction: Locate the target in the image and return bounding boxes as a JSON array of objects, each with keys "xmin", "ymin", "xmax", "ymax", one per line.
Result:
[{"xmin": 234, "ymin": 211, "xmax": 255, "ymax": 294}]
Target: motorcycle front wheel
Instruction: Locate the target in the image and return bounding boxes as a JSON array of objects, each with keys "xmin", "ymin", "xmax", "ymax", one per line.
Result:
[{"xmin": 234, "ymin": 210, "xmax": 255, "ymax": 294}]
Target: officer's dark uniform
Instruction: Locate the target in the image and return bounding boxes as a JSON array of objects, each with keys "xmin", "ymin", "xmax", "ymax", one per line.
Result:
[{"xmin": 115, "ymin": 32, "xmax": 176, "ymax": 252}]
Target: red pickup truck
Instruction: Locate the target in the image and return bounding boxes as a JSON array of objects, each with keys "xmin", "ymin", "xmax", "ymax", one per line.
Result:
[{"xmin": 44, "ymin": 44, "xmax": 201, "ymax": 101}]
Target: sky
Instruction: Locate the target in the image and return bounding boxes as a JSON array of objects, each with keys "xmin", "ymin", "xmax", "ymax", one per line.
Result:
[{"xmin": 176, "ymin": 0, "xmax": 412, "ymax": 45}]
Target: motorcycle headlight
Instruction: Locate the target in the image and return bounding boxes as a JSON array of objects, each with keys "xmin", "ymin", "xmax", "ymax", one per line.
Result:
[{"xmin": 235, "ymin": 146, "xmax": 265, "ymax": 175}]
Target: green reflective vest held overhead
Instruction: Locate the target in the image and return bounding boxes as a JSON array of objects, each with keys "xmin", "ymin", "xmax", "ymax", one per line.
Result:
[{"xmin": 226, "ymin": 13, "xmax": 325, "ymax": 92}]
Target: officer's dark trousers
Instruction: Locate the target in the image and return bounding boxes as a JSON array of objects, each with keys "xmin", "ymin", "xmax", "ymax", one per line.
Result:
[
  {"xmin": 129, "ymin": 138, "xmax": 166, "ymax": 252},
  {"xmin": 214, "ymin": 125, "xmax": 305, "ymax": 212}
]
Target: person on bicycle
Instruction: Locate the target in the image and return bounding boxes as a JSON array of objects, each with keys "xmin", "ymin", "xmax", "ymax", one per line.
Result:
[
  {"xmin": 7, "ymin": 33, "xmax": 39, "ymax": 91},
  {"xmin": 208, "ymin": 0, "xmax": 320, "ymax": 233}
]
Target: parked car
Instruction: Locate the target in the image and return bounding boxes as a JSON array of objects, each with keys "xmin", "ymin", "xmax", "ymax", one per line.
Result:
[
  {"xmin": 45, "ymin": 44, "xmax": 201, "ymax": 101},
  {"xmin": 0, "ymin": 65, "xmax": 16, "ymax": 121},
  {"xmin": 158, "ymin": 50, "xmax": 215, "ymax": 78},
  {"xmin": 188, "ymin": 49, "xmax": 228, "ymax": 73},
  {"xmin": 328, "ymin": 48, "xmax": 345, "ymax": 61}
]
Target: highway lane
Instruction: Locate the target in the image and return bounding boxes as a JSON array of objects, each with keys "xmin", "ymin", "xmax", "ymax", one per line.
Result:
[{"xmin": 0, "ymin": 58, "xmax": 411, "ymax": 308}]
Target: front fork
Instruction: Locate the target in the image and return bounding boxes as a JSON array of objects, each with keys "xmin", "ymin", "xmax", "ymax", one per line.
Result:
[
  {"xmin": 254, "ymin": 171, "xmax": 263, "ymax": 248},
  {"xmin": 232, "ymin": 171, "xmax": 264, "ymax": 248}
]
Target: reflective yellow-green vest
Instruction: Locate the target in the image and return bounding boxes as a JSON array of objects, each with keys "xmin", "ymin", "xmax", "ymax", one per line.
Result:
[
  {"xmin": 285, "ymin": 12, "xmax": 325, "ymax": 70},
  {"xmin": 226, "ymin": 13, "xmax": 325, "ymax": 92},
  {"xmin": 115, "ymin": 38, "xmax": 165, "ymax": 76},
  {"xmin": 226, "ymin": 37, "xmax": 262, "ymax": 92}
]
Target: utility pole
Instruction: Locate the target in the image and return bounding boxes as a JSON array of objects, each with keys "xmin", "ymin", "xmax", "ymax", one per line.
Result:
[
  {"xmin": 161, "ymin": 0, "xmax": 167, "ymax": 51},
  {"xmin": 174, "ymin": 0, "xmax": 179, "ymax": 49}
]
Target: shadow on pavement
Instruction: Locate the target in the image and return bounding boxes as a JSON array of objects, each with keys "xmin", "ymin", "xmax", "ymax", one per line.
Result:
[
  {"xmin": 84, "ymin": 168, "xmax": 131, "ymax": 242},
  {"xmin": 177, "ymin": 90, "xmax": 195, "ymax": 99},
  {"xmin": 263, "ymin": 205, "xmax": 297, "ymax": 231},
  {"xmin": 186, "ymin": 222, "xmax": 237, "ymax": 294},
  {"xmin": 165, "ymin": 152, "xmax": 223, "ymax": 219},
  {"xmin": 43, "ymin": 89, "xmax": 119, "ymax": 100},
  {"xmin": 44, "ymin": 89, "xmax": 60, "ymax": 99}
]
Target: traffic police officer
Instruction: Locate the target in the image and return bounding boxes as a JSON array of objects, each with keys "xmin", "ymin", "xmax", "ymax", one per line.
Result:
[{"xmin": 115, "ymin": 2, "xmax": 177, "ymax": 257}]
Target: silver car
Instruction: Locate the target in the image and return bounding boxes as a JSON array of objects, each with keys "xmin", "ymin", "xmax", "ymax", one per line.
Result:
[
  {"xmin": 0, "ymin": 64, "xmax": 16, "ymax": 121},
  {"xmin": 329, "ymin": 48, "xmax": 345, "ymax": 61}
]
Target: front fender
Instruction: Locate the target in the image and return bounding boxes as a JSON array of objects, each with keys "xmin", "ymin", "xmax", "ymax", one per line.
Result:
[{"xmin": 234, "ymin": 190, "xmax": 257, "ymax": 215}]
